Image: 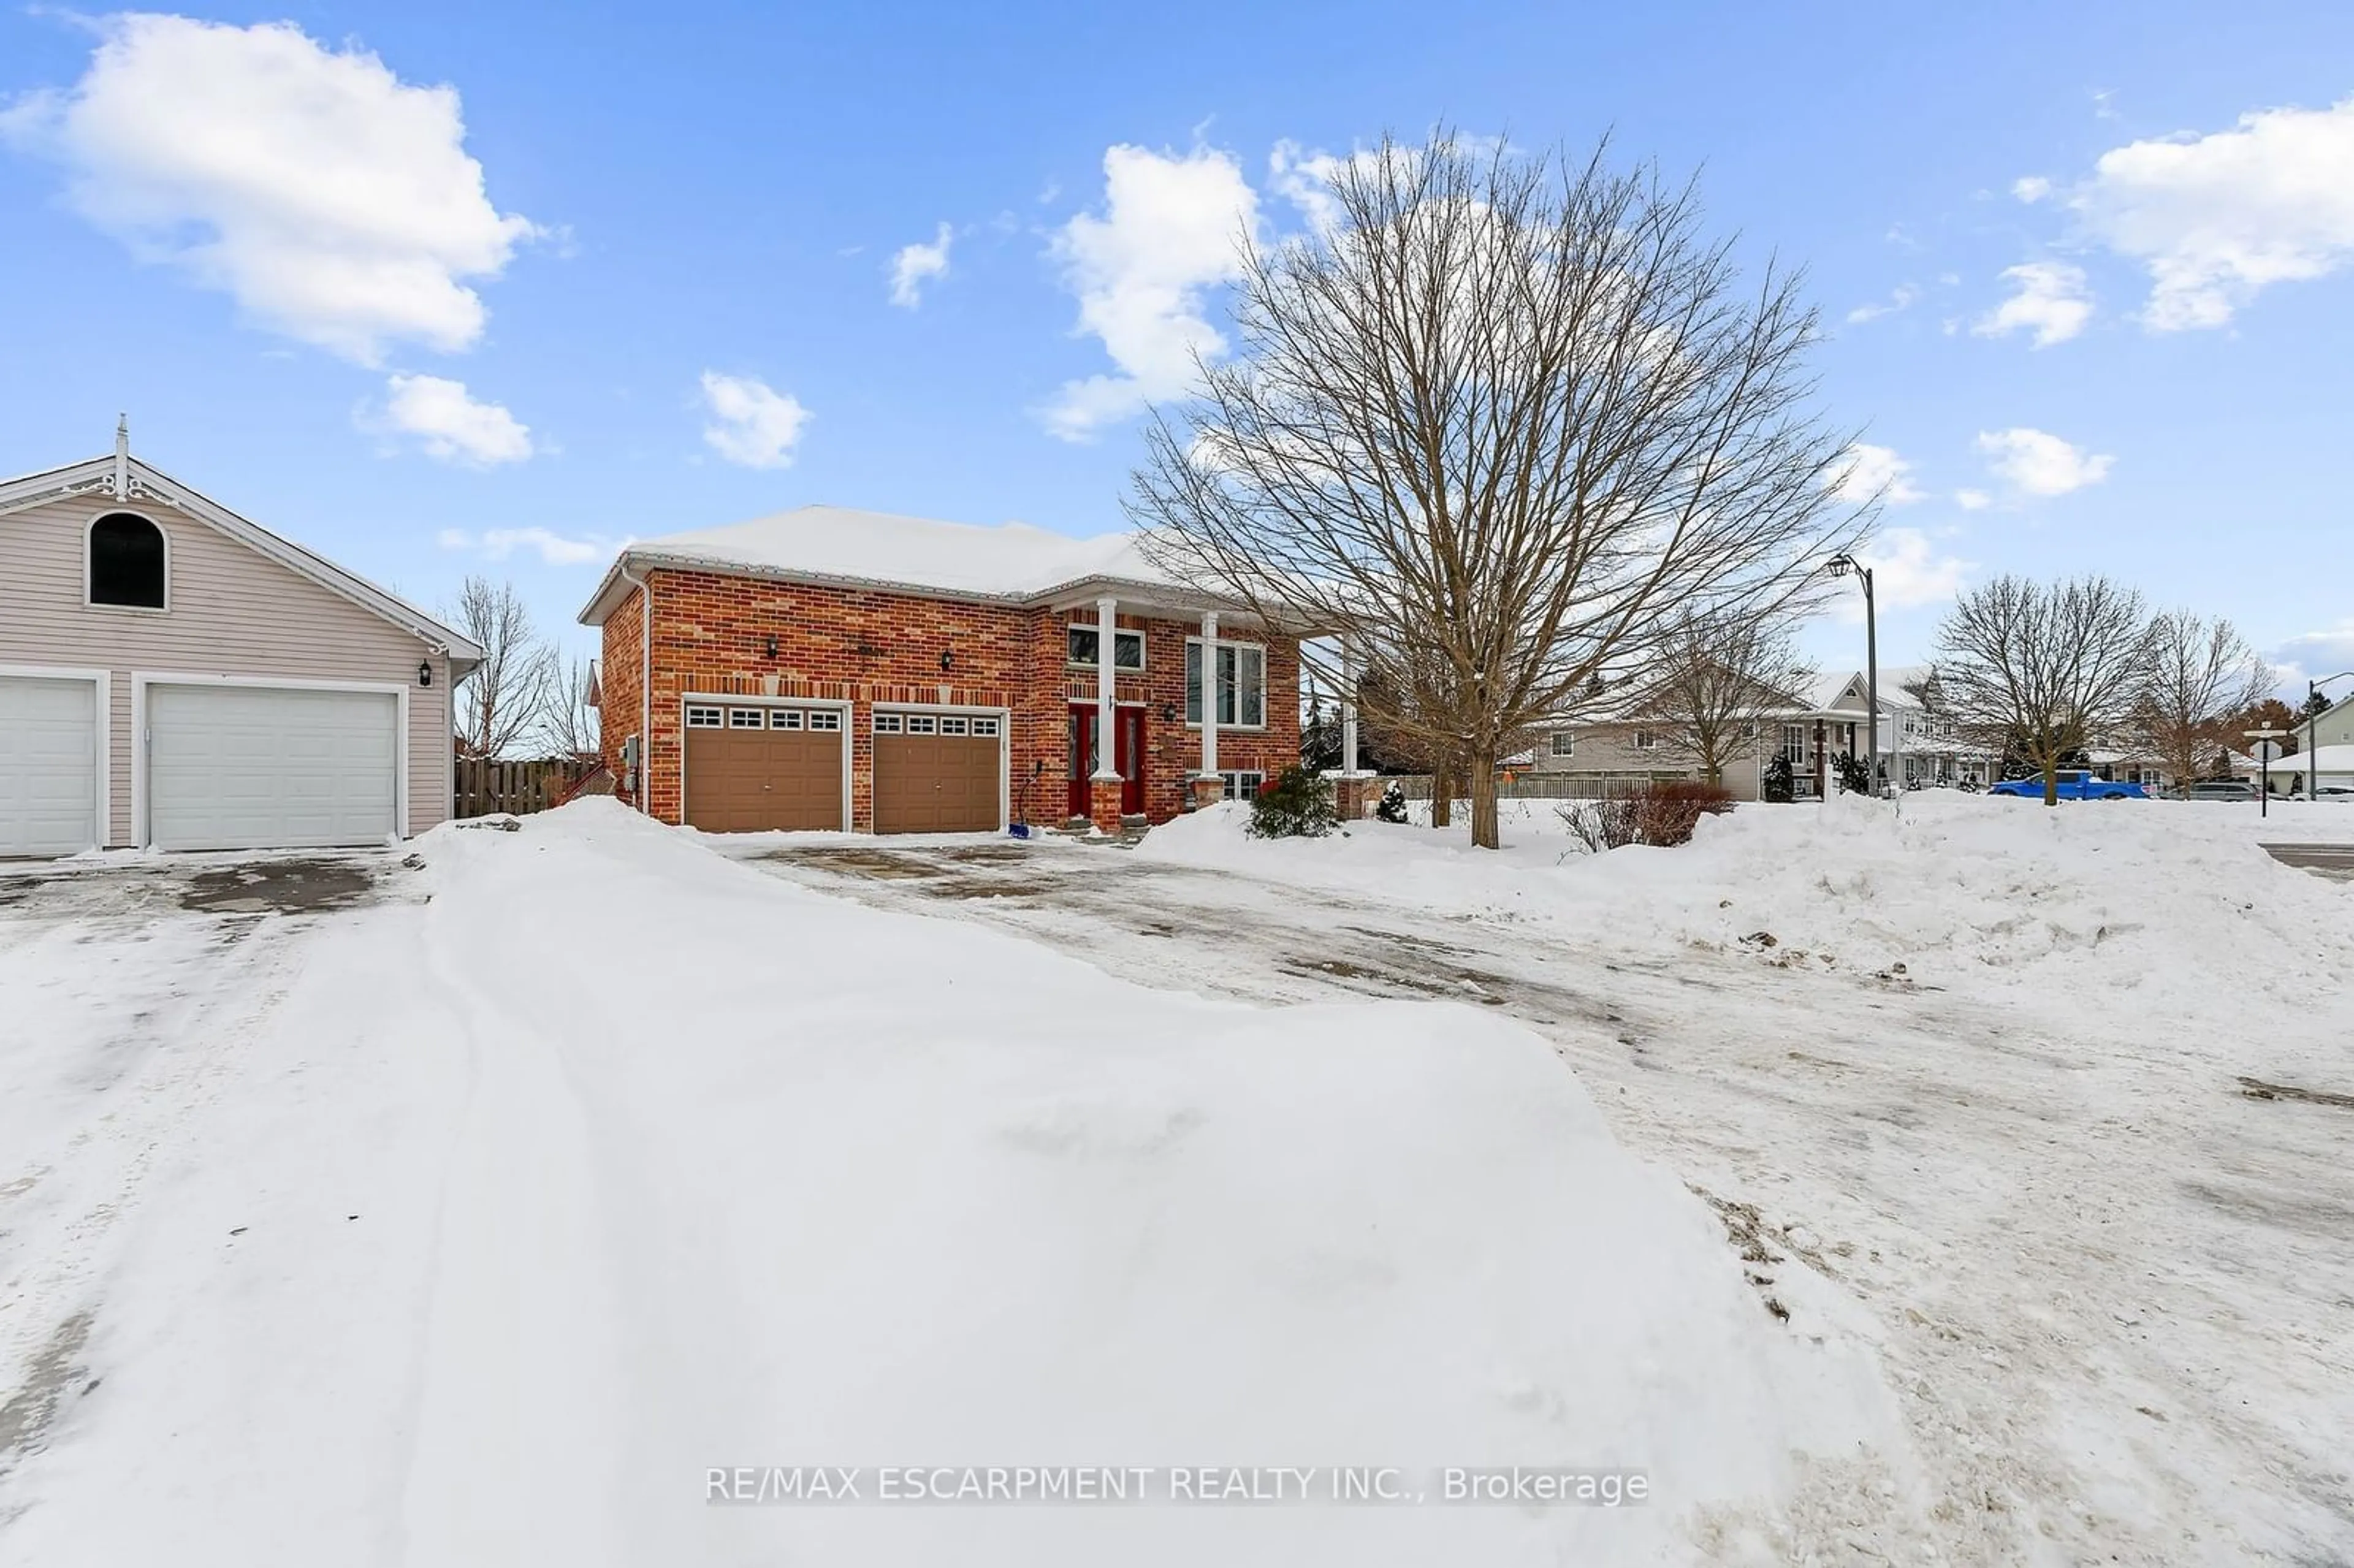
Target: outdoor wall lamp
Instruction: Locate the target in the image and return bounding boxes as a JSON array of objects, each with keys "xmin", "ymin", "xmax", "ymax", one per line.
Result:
[
  {"xmin": 940, "ymin": 649, "xmax": 956, "ymax": 671},
  {"xmin": 764, "ymin": 634, "xmax": 779, "ymax": 659},
  {"xmin": 1160, "ymin": 702, "xmax": 1178, "ymax": 722},
  {"xmin": 417, "ymin": 660, "xmax": 433, "ymax": 687}
]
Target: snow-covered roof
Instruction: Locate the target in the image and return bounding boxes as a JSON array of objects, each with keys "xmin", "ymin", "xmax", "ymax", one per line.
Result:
[
  {"xmin": 578, "ymin": 504, "xmax": 1224, "ymax": 625},
  {"xmin": 2234, "ymin": 743, "xmax": 2354, "ymax": 776}
]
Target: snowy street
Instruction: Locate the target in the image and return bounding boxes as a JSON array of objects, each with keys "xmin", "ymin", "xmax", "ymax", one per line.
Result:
[{"xmin": 2, "ymin": 796, "xmax": 2350, "ymax": 1565}]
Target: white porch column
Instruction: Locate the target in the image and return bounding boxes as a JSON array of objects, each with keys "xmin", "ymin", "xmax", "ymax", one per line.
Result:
[
  {"xmin": 1199, "ymin": 611, "xmax": 1220, "ymax": 778},
  {"xmin": 1340, "ymin": 636, "xmax": 1361, "ymax": 776},
  {"xmin": 1092, "ymin": 595, "xmax": 1121, "ymax": 781}
]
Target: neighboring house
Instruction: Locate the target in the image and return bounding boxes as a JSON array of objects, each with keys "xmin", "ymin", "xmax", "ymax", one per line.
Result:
[
  {"xmin": 1526, "ymin": 666, "xmax": 1992, "ymax": 799},
  {"xmin": 2307, "ymin": 692, "xmax": 2354, "ymax": 752},
  {"xmin": 2234, "ymin": 743, "xmax": 2354, "ymax": 795},
  {"xmin": 577, "ymin": 506, "xmax": 1304, "ymax": 835},
  {"xmin": 0, "ymin": 424, "xmax": 482, "ymax": 857}
]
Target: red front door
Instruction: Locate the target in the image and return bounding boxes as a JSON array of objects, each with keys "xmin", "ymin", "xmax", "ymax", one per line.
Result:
[{"xmin": 1067, "ymin": 705, "xmax": 1146, "ymax": 818}]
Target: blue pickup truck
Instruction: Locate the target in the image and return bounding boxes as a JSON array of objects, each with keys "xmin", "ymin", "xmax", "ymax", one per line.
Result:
[{"xmin": 1988, "ymin": 770, "xmax": 2149, "ymax": 801}]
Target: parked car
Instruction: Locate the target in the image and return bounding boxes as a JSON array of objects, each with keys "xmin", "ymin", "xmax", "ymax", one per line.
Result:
[
  {"xmin": 2176, "ymin": 778, "xmax": 2261, "ymax": 802},
  {"xmin": 2314, "ymin": 785, "xmax": 2353, "ymax": 802},
  {"xmin": 1988, "ymin": 770, "xmax": 2149, "ymax": 801}
]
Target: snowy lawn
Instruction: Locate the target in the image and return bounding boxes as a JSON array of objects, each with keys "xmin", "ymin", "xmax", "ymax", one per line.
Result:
[{"xmin": 0, "ymin": 804, "xmax": 1899, "ymax": 1566}]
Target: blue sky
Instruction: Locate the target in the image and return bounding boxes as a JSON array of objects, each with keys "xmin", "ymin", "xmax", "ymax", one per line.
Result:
[{"xmin": 1, "ymin": 2, "xmax": 2349, "ymax": 690}]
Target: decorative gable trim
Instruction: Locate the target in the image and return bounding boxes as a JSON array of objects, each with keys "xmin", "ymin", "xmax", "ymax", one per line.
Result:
[{"xmin": 0, "ymin": 447, "xmax": 484, "ymax": 669}]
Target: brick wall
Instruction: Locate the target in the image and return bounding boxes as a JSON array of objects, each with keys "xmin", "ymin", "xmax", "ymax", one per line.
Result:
[{"xmin": 596, "ymin": 568, "xmax": 1301, "ymax": 831}]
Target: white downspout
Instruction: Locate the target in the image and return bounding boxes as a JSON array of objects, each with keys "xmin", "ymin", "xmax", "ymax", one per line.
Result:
[{"xmin": 619, "ymin": 563, "xmax": 652, "ymax": 815}]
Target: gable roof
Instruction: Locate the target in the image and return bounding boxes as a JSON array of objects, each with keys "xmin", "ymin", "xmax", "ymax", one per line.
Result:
[
  {"xmin": 577, "ymin": 503, "xmax": 1206, "ymax": 626},
  {"xmin": 0, "ymin": 444, "xmax": 483, "ymax": 669}
]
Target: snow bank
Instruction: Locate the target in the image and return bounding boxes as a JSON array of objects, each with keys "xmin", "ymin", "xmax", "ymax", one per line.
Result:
[
  {"xmin": 1143, "ymin": 793, "xmax": 2353, "ymax": 1016},
  {"xmin": 0, "ymin": 801, "xmax": 1897, "ymax": 1566}
]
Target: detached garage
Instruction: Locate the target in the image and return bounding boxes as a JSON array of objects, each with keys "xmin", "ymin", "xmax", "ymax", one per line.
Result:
[{"xmin": 0, "ymin": 426, "xmax": 482, "ymax": 854}]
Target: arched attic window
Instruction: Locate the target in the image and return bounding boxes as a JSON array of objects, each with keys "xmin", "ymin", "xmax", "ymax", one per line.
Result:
[{"xmin": 88, "ymin": 512, "xmax": 167, "ymax": 609}]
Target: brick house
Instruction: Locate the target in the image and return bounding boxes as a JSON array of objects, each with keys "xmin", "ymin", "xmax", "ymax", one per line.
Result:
[{"xmin": 578, "ymin": 506, "xmax": 1304, "ymax": 836}]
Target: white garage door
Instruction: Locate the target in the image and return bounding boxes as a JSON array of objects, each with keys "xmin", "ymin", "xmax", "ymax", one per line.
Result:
[
  {"xmin": 148, "ymin": 684, "xmax": 399, "ymax": 851},
  {"xmin": 0, "ymin": 676, "xmax": 99, "ymax": 857}
]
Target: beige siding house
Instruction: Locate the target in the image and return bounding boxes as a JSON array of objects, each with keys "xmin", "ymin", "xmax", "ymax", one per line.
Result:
[{"xmin": 0, "ymin": 426, "xmax": 481, "ymax": 854}]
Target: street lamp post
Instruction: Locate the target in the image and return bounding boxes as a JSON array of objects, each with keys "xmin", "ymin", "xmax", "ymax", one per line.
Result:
[
  {"xmin": 1828, "ymin": 554, "xmax": 1878, "ymax": 796},
  {"xmin": 2309, "ymin": 672, "xmax": 2352, "ymax": 800}
]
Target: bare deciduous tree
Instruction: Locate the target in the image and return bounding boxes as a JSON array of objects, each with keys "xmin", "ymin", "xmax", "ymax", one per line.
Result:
[
  {"xmin": 450, "ymin": 574, "xmax": 558, "ymax": 759},
  {"xmin": 2137, "ymin": 611, "xmax": 2271, "ymax": 791},
  {"xmin": 536, "ymin": 655, "xmax": 603, "ymax": 762},
  {"xmin": 1934, "ymin": 574, "xmax": 2154, "ymax": 805},
  {"xmin": 1129, "ymin": 130, "xmax": 1868, "ymax": 848},
  {"xmin": 1637, "ymin": 611, "xmax": 1813, "ymax": 787}
]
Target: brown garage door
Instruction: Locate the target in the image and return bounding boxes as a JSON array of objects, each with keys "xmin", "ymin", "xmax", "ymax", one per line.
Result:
[
  {"xmin": 872, "ymin": 712, "xmax": 1001, "ymax": 834},
  {"xmin": 684, "ymin": 704, "xmax": 844, "ymax": 832}
]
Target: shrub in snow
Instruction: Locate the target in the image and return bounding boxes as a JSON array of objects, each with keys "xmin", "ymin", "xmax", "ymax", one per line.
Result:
[
  {"xmin": 1373, "ymin": 780, "xmax": 1411, "ymax": 824},
  {"xmin": 1247, "ymin": 766, "xmax": 1340, "ymax": 838},
  {"xmin": 1762, "ymin": 753, "xmax": 1795, "ymax": 804},
  {"xmin": 1831, "ymin": 753, "xmax": 1871, "ymax": 796},
  {"xmin": 1558, "ymin": 781, "xmax": 1734, "ymax": 851}
]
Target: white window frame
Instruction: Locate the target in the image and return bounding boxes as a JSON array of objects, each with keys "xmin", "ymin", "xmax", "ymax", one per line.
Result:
[
  {"xmin": 686, "ymin": 705, "xmax": 724, "ymax": 728},
  {"xmin": 807, "ymin": 709, "xmax": 842, "ymax": 731},
  {"xmin": 1184, "ymin": 637, "xmax": 1267, "ymax": 730},
  {"xmin": 1067, "ymin": 624, "xmax": 1146, "ymax": 672},
  {"xmin": 1632, "ymin": 728, "xmax": 1658, "ymax": 752},
  {"xmin": 873, "ymin": 712, "xmax": 904, "ymax": 734},
  {"xmin": 905, "ymin": 714, "xmax": 938, "ymax": 735},
  {"xmin": 770, "ymin": 709, "xmax": 804, "ymax": 731},
  {"xmin": 84, "ymin": 509, "xmax": 172, "ymax": 614},
  {"xmin": 1550, "ymin": 730, "xmax": 1575, "ymax": 756},
  {"xmin": 1220, "ymin": 769, "xmax": 1265, "ymax": 802},
  {"xmin": 728, "ymin": 707, "xmax": 766, "ymax": 729}
]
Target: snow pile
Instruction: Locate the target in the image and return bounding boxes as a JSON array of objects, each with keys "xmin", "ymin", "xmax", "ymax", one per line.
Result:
[
  {"xmin": 1143, "ymin": 793, "xmax": 2351, "ymax": 1008},
  {"xmin": 0, "ymin": 802, "xmax": 1900, "ymax": 1566}
]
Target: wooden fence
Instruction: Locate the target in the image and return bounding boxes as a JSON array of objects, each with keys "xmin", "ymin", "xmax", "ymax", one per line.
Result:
[{"xmin": 452, "ymin": 758, "xmax": 596, "ymax": 820}]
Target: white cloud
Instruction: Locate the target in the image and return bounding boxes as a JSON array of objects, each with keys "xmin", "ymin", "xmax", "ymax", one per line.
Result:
[
  {"xmin": 888, "ymin": 223, "xmax": 953, "ymax": 308},
  {"xmin": 1830, "ymin": 443, "xmax": 1925, "ymax": 505},
  {"xmin": 2065, "ymin": 97, "xmax": 2354, "ymax": 330},
  {"xmin": 437, "ymin": 526, "xmax": 612, "ymax": 566},
  {"xmin": 1954, "ymin": 488, "xmax": 1992, "ymax": 511},
  {"xmin": 1973, "ymin": 261, "xmax": 2092, "ymax": 346},
  {"xmin": 1975, "ymin": 427, "xmax": 2114, "ymax": 497},
  {"xmin": 2271, "ymin": 623, "xmax": 2354, "ymax": 690},
  {"xmin": 1832, "ymin": 527, "xmax": 1972, "ymax": 620},
  {"xmin": 2012, "ymin": 175, "xmax": 2054, "ymax": 204},
  {"xmin": 1845, "ymin": 284, "xmax": 1918, "ymax": 325},
  {"xmin": 699, "ymin": 371, "xmax": 810, "ymax": 468},
  {"xmin": 1040, "ymin": 143, "xmax": 1260, "ymax": 441},
  {"xmin": 1, "ymin": 15, "xmax": 536, "ymax": 365},
  {"xmin": 373, "ymin": 374, "xmax": 533, "ymax": 465}
]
